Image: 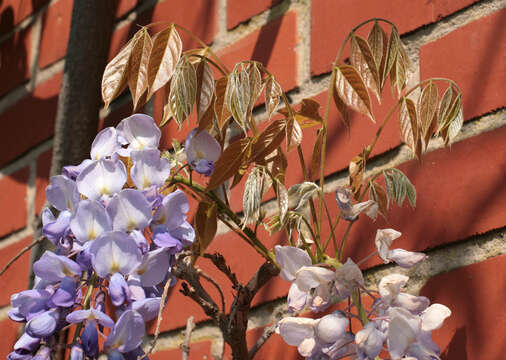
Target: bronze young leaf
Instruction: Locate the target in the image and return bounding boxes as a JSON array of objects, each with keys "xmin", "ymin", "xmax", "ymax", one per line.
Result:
[
  {"xmin": 196, "ymin": 59, "xmax": 215, "ymax": 122},
  {"xmin": 418, "ymin": 81, "xmax": 439, "ymax": 150},
  {"xmin": 334, "ymin": 65, "xmax": 375, "ymax": 122},
  {"xmin": 214, "ymin": 77, "xmax": 232, "ymax": 129},
  {"xmin": 350, "ymin": 34, "xmax": 381, "ymax": 101},
  {"xmin": 195, "ymin": 201, "xmax": 218, "ymax": 255},
  {"xmin": 147, "ymin": 25, "xmax": 183, "ymax": 98},
  {"xmin": 169, "ymin": 56, "xmax": 197, "ymax": 128},
  {"xmin": 399, "ymin": 97, "xmax": 421, "ymax": 159},
  {"xmin": 102, "ymin": 32, "xmax": 138, "ymax": 108},
  {"xmin": 265, "ymin": 76, "xmax": 282, "ymax": 118},
  {"xmin": 128, "ymin": 29, "xmax": 152, "ymax": 112},
  {"xmin": 207, "ymin": 138, "xmax": 251, "ymax": 190}
]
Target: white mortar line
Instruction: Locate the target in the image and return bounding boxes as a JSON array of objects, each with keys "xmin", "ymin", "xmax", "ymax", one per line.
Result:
[{"xmin": 0, "ymin": 139, "xmax": 53, "ymax": 180}]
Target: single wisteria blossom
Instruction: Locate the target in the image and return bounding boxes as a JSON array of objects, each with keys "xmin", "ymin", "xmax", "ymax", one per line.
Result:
[
  {"xmin": 355, "ymin": 322, "xmax": 385, "ymax": 360},
  {"xmin": 66, "ymin": 308, "xmax": 114, "ymax": 328},
  {"xmin": 275, "ymin": 245, "xmax": 313, "ymax": 282},
  {"xmin": 375, "ymin": 229, "xmax": 427, "ymax": 268},
  {"xmin": 129, "ymin": 297, "xmax": 162, "ymax": 321},
  {"xmin": 379, "ymin": 274, "xmax": 430, "ymax": 314},
  {"xmin": 42, "ymin": 208, "xmax": 72, "ymax": 245},
  {"xmin": 185, "ymin": 128, "xmax": 221, "ymax": 176},
  {"xmin": 107, "ymin": 189, "xmax": 152, "ymax": 231},
  {"xmin": 90, "ymin": 127, "xmax": 121, "ymax": 160},
  {"xmin": 336, "ymin": 187, "xmax": 378, "ymax": 221},
  {"xmin": 133, "ymin": 248, "xmax": 170, "ymax": 286},
  {"xmin": 81, "ymin": 321, "xmax": 99, "ymax": 358},
  {"xmin": 70, "ymin": 200, "xmax": 112, "ymax": 244},
  {"xmin": 130, "ymin": 149, "xmax": 171, "ymax": 189},
  {"xmin": 89, "ymin": 231, "xmax": 142, "ymax": 278},
  {"xmin": 9, "ymin": 289, "xmax": 52, "ymax": 322},
  {"xmin": 277, "ymin": 317, "xmax": 318, "ymax": 357},
  {"xmin": 334, "ymin": 258, "xmax": 364, "ymax": 298},
  {"xmin": 46, "ymin": 175, "xmax": 80, "ymax": 212},
  {"xmin": 105, "ymin": 310, "xmax": 145, "ymax": 353},
  {"xmin": 116, "ymin": 114, "xmax": 161, "ymax": 155},
  {"xmin": 33, "ymin": 251, "xmax": 81, "ymax": 283},
  {"xmin": 76, "ymin": 159, "xmax": 127, "ymax": 200}
]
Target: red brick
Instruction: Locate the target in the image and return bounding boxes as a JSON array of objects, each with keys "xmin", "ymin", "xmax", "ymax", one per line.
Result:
[
  {"xmin": 38, "ymin": 0, "xmax": 72, "ymax": 68},
  {"xmin": 0, "ymin": 0, "xmax": 48, "ymax": 35},
  {"xmin": 246, "ymin": 324, "xmax": 302, "ymax": 360},
  {"xmin": 35, "ymin": 149, "xmax": 52, "ymax": 214},
  {"xmin": 0, "ymin": 236, "xmax": 32, "ymax": 306},
  {"xmin": 420, "ymin": 9, "xmax": 506, "ymax": 120},
  {"xmin": 150, "ymin": 341, "xmax": 212, "ymax": 360},
  {"xmin": 0, "ymin": 167, "xmax": 29, "ymax": 238},
  {"xmin": 227, "ymin": 0, "xmax": 282, "ymax": 29},
  {"xmin": 109, "ymin": 0, "xmax": 218, "ymax": 61},
  {"xmin": 115, "ymin": 0, "xmax": 139, "ymax": 19},
  {"xmin": 311, "ymin": 0, "xmax": 480, "ymax": 76},
  {"xmin": 0, "ymin": 318, "xmax": 21, "ymax": 359},
  {"xmin": 420, "ymin": 255, "xmax": 506, "ymax": 360},
  {"xmin": 218, "ymin": 11, "xmax": 298, "ymax": 91},
  {"xmin": 0, "ymin": 71, "xmax": 61, "ymax": 167},
  {"xmin": 0, "ymin": 26, "xmax": 32, "ymax": 96}
]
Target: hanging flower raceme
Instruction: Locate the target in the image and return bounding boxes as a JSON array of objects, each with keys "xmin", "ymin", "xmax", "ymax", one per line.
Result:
[{"xmin": 8, "ymin": 114, "xmax": 195, "ymax": 360}]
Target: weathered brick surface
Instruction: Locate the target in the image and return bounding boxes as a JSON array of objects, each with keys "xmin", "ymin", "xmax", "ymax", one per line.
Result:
[
  {"xmin": 35, "ymin": 149, "xmax": 52, "ymax": 214},
  {"xmin": 0, "ymin": 26, "xmax": 32, "ymax": 96},
  {"xmin": 150, "ymin": 341, "xmax": 212, "ymax": 360},
  {"xmin": 38, "ymin": 0, "xmax": 72, "ymax": 68},
  {"xmin": 0, "ymin": 167, "xmax": 29, "ymax": 238},
  {"xmin": 0, "ymin": 0, "xmax": 48, "ymax": 35},
  {"xmin": 218, "ymin": 11, "xmax": 298, "ymax": 91},
  {"xmin": 0, "ymin": 236, "xmax": 33, "ymax": 306},
  {"xmin": 0, "ymin": 71, "xmax": 61, "ymax": 167},
  {"xmin": 311, "ymin": 0, "xmax": 482, "ymax": 76},
  {"xmin": 420, "ymin": 255, "xmax": 506, "ymax": 360},
  {"xmin": 0, "ymin": 318, "xmax": 21, "ymax": 359},
  {"xmin": 420, "ymin": 8, "xmax": 506, "ymax": 120},
  {"xmin": 227, "ymin": 0, "xmax": 283, "ymax": 29}
]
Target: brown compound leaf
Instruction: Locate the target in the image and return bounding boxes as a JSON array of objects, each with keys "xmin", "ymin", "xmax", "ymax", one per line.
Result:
[
  {"xmin": 128, "ymin": 29, "xmax": 152, "ymax": 111},
  {"xmin": 334, "ymin": 65, "xmax": 375, "ymax": 122},
  {"xmin": 351, "ymin": 34, "xmax": 381, "ymax": 102},
  {"xmin": 207, "ymin": 138, "xmax": 251, "ymax": 190}
]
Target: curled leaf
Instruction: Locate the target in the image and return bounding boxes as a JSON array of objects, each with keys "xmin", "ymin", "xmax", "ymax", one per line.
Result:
[
  {"xmin": 102, "ymin": 33, "xmax": 137, "ymax": 108},
  {"xmin": 243, "ymin": 167, "xmax": 267, "ymax": 227},
  {"xmin": 147, "ymin": 25, "xmax": 182, "ymax": 97},
  {"xmin": 214, "ymin": 77, "xmax": 232, "ymax": 129},
  {"xmin": 196, "ymin": 59, "xmax": 215, "ymax": 121},
  {"xmin": 399, "ymin": 97, "xmax": 421, "ymax": 158},
  {"xmin": 351, "ymin": 34, "xmax": 381, "ymax": 101},
  {"xmin": 128, "ymin": 29, "xmax": 152, "ymax": 111},
  {"xmin": 225, "ymin": 66, "xmax": 251, "ymax": 131},
  {"xmin": 310, "ymin": 129, "xmax": 324, "ymax": 180},
  {"xmin": 288, "ymin": 182, "xmax": 320, "ymax": 211},
  {"xmin": 169, "ymin": 56, "xmax": 197, "ymax": 128},
  {"xmin": 334, "ymin": 65, "xmax": 374, "ymax": 122},
  {"xmin": 276, "ymin": 180, "xmax": 289, "ymax": 226},
  {"xmin": 418, "ymin": 81, "xmax": 439, "ymax": 149},
  {"xmin": 369, "ymin": 181, "xmax": 388, "ymax": 218},
  {"xmin": 265, "ymin": 76, "xmax": 282, "ymax": 117}
]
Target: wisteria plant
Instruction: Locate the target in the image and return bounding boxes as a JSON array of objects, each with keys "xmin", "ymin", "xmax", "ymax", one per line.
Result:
[{"xmin": 4, "ymin": 18, "xmax": 463, "ymax": 360}]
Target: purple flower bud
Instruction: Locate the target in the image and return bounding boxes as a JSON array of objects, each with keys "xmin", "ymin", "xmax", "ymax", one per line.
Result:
[
  {"xmin": 70, "ymin": 344, "xmax": 84, "ymax": 360},
  {"xmin": 109, "ymin": 273, "xmax": 131, "ymax": 306},
  {"xmin": 26, "ymin": 309, "xmax": 60, "ymax": 338},
  {"xmin": 356, "ymin": 322, "xmax": 385, "ymax": 360},
  {"xmin": 107, "ymin": 350, "xmax": 124, "ymax": 360},
  {"xmin": 7, "ymin": 351, "xmax": 33, "ymax": 360},
  {"xmin": 50, "ymin": 276, "xmax": 78, "ymax": 307},
  {"xmin": 14, "ymin": 333, "xmax": 40, "ymax": 353},
  {"xmin": 387, "ymin": 248, "xmax": 427, "ymax": 268},
  {"xmin": 315, "ymin": 312, "xmax": 348, "ymax": 344},
  {"xmin": 185, "ymin": 129, "xmax": 221, "ymax": 176},
  {"xmin": 76, "ymin": 250, "xmax": 92, "ymax": 271},
  {"xmin": 32, "ymin": 346, "xmax": 51, "ymax": 360},
  {"xmin": 81, "ymin": 320, "xmax": 99, "ymax": 358}
]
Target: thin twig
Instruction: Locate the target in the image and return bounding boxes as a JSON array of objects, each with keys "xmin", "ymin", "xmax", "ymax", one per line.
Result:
[
  {"xmin": 248, "ymin": 323, "xmax": 276, "ymax": 359},
  {"xmin": 180, "ymin": 316, "xmax": 195, "ymax": 360},
  {"xmin": 203, "ymin": 252, "xmax": 239, "ymax": 287},
  {"xmin": 145, "ymin": 274, "xmax": 172, "ymax": 356},
  {"xmin": 0, "ymin": 236, "xmax": 45, "ymax": 277},
  {"xmin": 197, "ymin": 268, "xmax": 226, "ymax": 312}
]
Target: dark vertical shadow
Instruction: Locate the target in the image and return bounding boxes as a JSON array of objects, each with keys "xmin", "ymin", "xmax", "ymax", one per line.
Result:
[
  {"xmin": 250, "ymin": 0, "xmax": 284, "ymax": 67},
  {"xmin": 441, "ymin": 327, "xmax": 467, "ymax": 360}
]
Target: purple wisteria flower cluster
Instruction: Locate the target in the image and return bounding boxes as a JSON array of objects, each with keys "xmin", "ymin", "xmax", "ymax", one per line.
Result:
[
  {"xmin": 275, "ymin": 228, "xmax": 451, "ymax": 360},
  {"xmin": 8, "ymin": 114, "xmax": 196, "ymax": 360}
]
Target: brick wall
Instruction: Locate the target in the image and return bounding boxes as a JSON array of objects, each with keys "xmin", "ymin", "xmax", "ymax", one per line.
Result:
[{"xmin": 0, "ymin": 0, "xmax": 504, "ymax": 359}]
